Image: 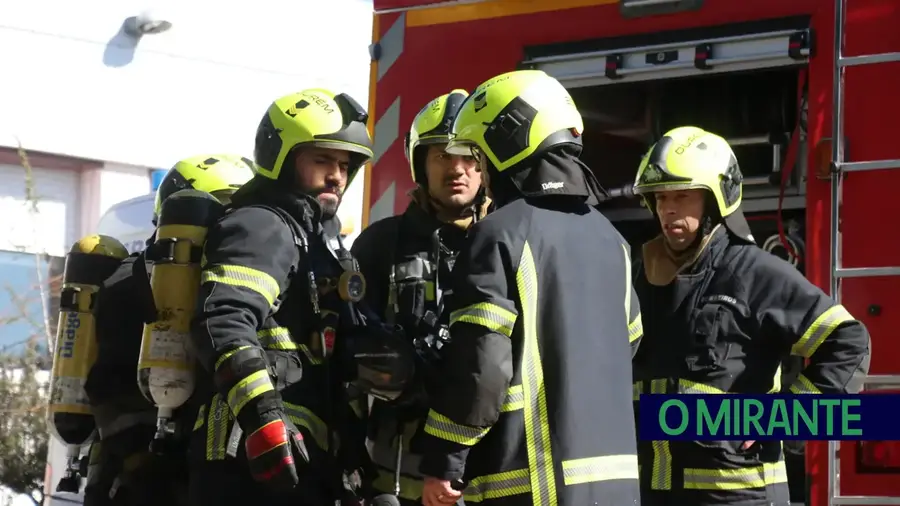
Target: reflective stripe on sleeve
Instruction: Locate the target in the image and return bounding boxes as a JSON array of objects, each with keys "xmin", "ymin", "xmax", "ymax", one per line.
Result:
[
  {"xmin": 423, "ymin": 409, "xmax": 490, "ymax": 446},
  {"xmin": 791, "ymin": 304, "xmax": 854, "ymax": 358},
  {"xmin": 789, "ymin": 373, "xmax": 822, "ymax": 394},
  {"xmin": 257, "ymin": 326, "xmax": 321, "ymax": 364},
  {"xmin": 226, "ymin": 369, "xmax": 274, "ymax": 416},
  {"xmin": 450, "ymin": 302, "xmax": 517, "ymax": 338},
  {"xmin": 501, "ymin": 384, "xmax": 524, "ymax": 412},
  {"xmin": 463, "ymin": 469, "xmax": 530, "ymax": 503},
  {"xmin": 201, "ymin": 264, "xmax": 280, "ymax": 307},
  {"xmin": 628, "ymin": 315, "xmax": 643, "ymax": 343}
]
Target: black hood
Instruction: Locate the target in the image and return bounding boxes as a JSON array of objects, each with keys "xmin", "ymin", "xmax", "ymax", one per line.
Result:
[
  {"xmin": 230, "ymin": 175, "xmax": 341, "ymax": 234},
  {"xmin": 487, "ymin": 144, "xmax": 609, "ymax": 208}
]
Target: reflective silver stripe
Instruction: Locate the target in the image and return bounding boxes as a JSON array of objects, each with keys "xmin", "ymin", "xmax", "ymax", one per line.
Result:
[
  {"xmin": 201, "ymin": 264, "xmax": 280, "ymax": 306},
  {"xmin": 561, "ymin": 454, "xmax": 640, "ymax": 486},
  {"xmin": 678, "ymin": 379, "xmax": 727, "ymax": 395},
  {"xmin": 684, "ymin": 461, "xmax": 788, "ymax": 490},
  {"xmin": 206, "ymin": 394, "xmax": 231, "ymax": 461},
  {"xmin": 628, "ymin": 316, "xmax": 643, "ymax": 343},
  {"xmin": 464, "ymin": 469, "xmax": 530, "ymax": 502},
  {"xmin": 423, "ymin": 409, "xmax": 490, "ymax": 445},
  {"xmin": 256, "ymin": 327, "xmax": 322, "ymax": 364},
  {"xmin": 649, "ymin": 379, "xmax": 672, "ymax": 490},
  {"xmin": 516, "ymin": 243, "xmax": 557, "ymax": 506},
  {"xmin": 257, "ymin": 327, "xmax": 297, "ymax": 350},
  {"xmin": 450, "ymin": 302, "xmax": 517, "ymax": 337},
  {"xmin": 791, "ymin": 305, "xmax": 854, "ymax": 358},
  {"xmin": 501, "ymin": 384, "xmax": 524, "ymax": 412},
  {"xmin": 789, "ymin": 373, "xmax": 821, "ymax": 394},
  {"xmin": 226, "ymin": 369, "xmax": 274, "ymax": 416}
]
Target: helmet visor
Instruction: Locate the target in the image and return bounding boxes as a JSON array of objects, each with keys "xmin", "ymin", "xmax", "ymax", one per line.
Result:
[{"xmin": 445, "ymin": 138, "xmax": 480, "ymax": 157}]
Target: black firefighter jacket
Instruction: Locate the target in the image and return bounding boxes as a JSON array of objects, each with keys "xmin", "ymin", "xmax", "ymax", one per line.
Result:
[
  {"xmin": 632, "ymin": 226, "xmax": 870, "ymax": 506},
  {"xmin": 351, "ymin": 195, "xmax": 473, "ymax": 502},
  {"xmin": 417, "ymin": 194, "xmax": 644, "ymax": 506},
  {"xmin": 188, "ymin": 185, "xmax": 368, "ymax": 495}
]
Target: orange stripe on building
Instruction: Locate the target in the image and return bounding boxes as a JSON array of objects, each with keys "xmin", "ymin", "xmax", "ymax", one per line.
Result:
[{"xmin": 406, "ymin": 0, "xmax": 617, "ymax": 27}]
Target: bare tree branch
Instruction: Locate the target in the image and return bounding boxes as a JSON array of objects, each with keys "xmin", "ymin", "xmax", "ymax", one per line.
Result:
[{"xmin": 0, "ymin": 144, "xmax": 52, "ymax": 504}]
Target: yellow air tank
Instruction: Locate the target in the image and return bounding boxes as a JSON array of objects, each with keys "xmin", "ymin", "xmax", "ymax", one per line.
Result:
[
  {"xmin": 138, "ymin": 188, "xmax": 225, "ymax": 452},
  {"xmin": 48, "ymin": 234, "xmax": 129, "ymax": 492}
]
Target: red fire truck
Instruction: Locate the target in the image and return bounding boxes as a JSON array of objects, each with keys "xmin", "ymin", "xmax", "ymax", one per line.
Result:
[{"xmin": 362, "ymin": 1, "xmax": 900, "ymax": 505}]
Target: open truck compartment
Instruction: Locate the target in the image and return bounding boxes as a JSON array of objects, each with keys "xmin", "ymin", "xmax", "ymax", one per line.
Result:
[{"xmin": 521, "ymin": 16, "xmax": 811, "ymax": 268}]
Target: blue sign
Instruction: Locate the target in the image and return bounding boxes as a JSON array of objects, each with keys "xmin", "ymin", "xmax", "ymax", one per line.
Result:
[{"xmin": 150, "ymin": 169, "xmax": 168, "ymax": 192}]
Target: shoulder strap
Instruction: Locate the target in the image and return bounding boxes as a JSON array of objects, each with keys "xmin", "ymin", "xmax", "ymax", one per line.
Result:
[
  {"xmin": 131, "ymin": 252, "xmax": 158, "ymax": 324},
  {"xmin": 240, "ymin": 204, "xmax": 318, "ymax": 315}
]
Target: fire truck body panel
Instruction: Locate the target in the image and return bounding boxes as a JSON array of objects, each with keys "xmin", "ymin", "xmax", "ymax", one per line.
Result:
[{"xmin": 364, "ymin": 1, "xmax": 900, "ymax": 504}]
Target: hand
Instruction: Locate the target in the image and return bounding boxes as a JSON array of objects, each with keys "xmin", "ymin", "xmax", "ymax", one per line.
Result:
[
  {"xmin": 740, "ymin": 440, "xmax": 756, "ymax": 451},
  {"xmin": 244, "ymin": 412, "xmax": 310, "ymax": 493},
  {"xmin": 421, "ymin": 476, "xmax": 462, "ymax": 506}
]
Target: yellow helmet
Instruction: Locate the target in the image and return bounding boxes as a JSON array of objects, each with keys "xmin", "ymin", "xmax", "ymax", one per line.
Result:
[
  {"xmin": 633, "ymin": 126, "xmax": 743, "ymax": 217},
  {"xmin": 153, "ymin": 154, "xmax": 257, "ymax": 221},
  {"xmin": 404, "ymin": 89, "xmax": 469, "ymax": 185},
  {"xmin": 445, "ymin": 70, "xmax": 583, "ymax": 173},
  {"xmin": 254, "ymin": 88, "xmax": 374, "ymax": 182}
]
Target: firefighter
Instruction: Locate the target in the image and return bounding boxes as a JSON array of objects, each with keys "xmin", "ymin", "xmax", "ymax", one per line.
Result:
[
  {"xmin": 413, "ymin": 69, "xmax": 643, "ymax": 506},
  {"xmin": 630, "ymin": 125, "xmax": 871, "ymax": 506},
  {"xmin": 83, "ymin": 154, "xmax": 256, "ymax": 506},
  {"xmin": 350, "ymin": 89, "xmax": 489, "ymax": 505},
  {"xmin": 187, "ymin": 88, "xmax": 375, "ymax": 506}
]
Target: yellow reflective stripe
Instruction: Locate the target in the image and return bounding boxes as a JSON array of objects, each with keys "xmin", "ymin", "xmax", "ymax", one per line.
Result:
[
  {"xmin": 623, "ymin": 244, "xmax": 632, "ymax": 319},
  {"xmin": 649, "ymin": 379, "xmax": 672, "ymax": 490},
  {"xmin": 623, "ymin": 243, "xmax": 643, "ymax": 345},
  {"xmin": 678, "ymin": 379, "xmax": 728, "ymax": 395},
  {"xmin": 633, "ymin": 381, "xmax": 642, "ymax": 401},
  {"xmin": 770, "ymin": 365, "xmax": 782, "ymax": 393},
  {"xmin": 423, "ymin": 410, "xmax": 490, "ymax": 445},
  {"xmin": 227, "ymin": 369, "xmax": 274, "ymax": 416},
  {"xmin": 516, "ymin": 242, "xmax": 557, "ymax": 506},
  {"xmin": 792, "ymin": 304, "xmax": 853, "ymax": 358},
  {"xmin": 651, "ymin": 441, "xmax": 672, "ymax": 490},
  {"xmin": 628, "ymin": 315, "xmax": 643, "ymax": 343},
  {"xmin": 463, "ymin": 468, "xmax": 530, "ymax": 503},
  {"xmin": 283, "ymin": 402, "xmax": 329, "ymax": 450},
  {"xmin": 425, "ymin": 280, "xmax": 436, "ymax": 301},
  {"xmin": 789, "ymin": 373, "xmax": 822, "ymax": 394},
  {"xmin": 201, "ymin": 264, "xmax": 280, "ymax": 307},
  {"xmin": 684, "ymin": 461, "xmax": 788, "ymax": 490},
  {"xmin": 650, "ymin": 379, "xmax": 666, "ymax": 394},
  {"xmin": 450, "ymin": 302, "xmax": 517, "ymax": 337},
  {"xmin": 501, "ymin": 384, "xmax": 524, "ymax": 412},
  {"xmin": 193, "ymin": 404, "xmax": 207, "ymax": 431},
  {"xmin": 205, "ymin": 394, "xmax": 231, "ymax": 461},
  {"xmin": 561, "ymin": 454, "xmax": 640, "ymax": 486},
  {"xmin": 214, "ymin": 345, "xmax": 251, "ymax": 371},
  {"xmin": 257, "ymin": 327, "xmax": 297, "ymax": 350}
]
